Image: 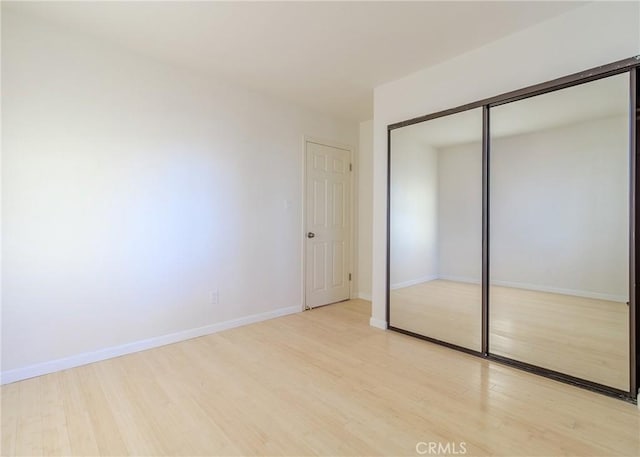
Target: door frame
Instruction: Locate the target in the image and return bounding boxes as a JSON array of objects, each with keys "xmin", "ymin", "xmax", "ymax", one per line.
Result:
[{"xmin": 301, "ymin": 136, "xmax": 355, "ymax": 311}]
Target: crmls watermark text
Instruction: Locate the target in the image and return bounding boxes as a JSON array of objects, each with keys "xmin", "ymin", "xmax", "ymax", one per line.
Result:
[{"xmin": 416, "ymin": 441, "xmax": 467, "ymax": 455}]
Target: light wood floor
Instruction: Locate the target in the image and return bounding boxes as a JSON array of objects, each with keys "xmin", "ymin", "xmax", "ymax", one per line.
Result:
[
  {"xmin": 2, "ymin": 299, "xmax": 639, "ymax": 456},
  {"xmin": 391, "ymin": 280, "xmax": 629, "ymax": 390},
  {"xmin": 390, "ymin": 280, "xmax": 482, "ymax": 350}
]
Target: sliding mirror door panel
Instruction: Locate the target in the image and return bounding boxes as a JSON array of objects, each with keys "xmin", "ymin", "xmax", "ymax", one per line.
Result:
[
  {"xmin": 389, "ymin": 108, "xmax": 483, "ymax": 351},
  {"xmin": 489, "ymin": 74, "xmax": 631, "ymax": 390}
]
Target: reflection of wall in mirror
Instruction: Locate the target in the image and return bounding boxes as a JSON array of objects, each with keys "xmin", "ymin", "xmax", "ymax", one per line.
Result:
[
  {"xmin": 390, "ymin": 133, "xmax": 439, "ymax": 288},
  {"xmin": 437, "ymin": 142, "xmax": 482, "ymax": 283},
  {"xmin": 438, "ymin": 115, "xmax": 628, "ymax": 301}
]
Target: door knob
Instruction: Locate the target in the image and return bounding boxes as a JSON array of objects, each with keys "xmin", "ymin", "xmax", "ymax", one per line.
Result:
[{"xmin": 307, "ymin": 232, "xmax": 315, "ymax": 238}]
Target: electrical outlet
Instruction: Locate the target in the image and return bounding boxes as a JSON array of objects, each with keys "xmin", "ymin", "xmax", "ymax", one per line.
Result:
[{"xmin": 210, "ymin": 289, "xmax": 219, "ymax": 305}]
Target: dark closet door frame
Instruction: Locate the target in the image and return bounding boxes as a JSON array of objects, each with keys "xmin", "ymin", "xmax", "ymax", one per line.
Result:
[{"xmin": 386, "ymin": 55, "xmax": 640, "ymax": 403}]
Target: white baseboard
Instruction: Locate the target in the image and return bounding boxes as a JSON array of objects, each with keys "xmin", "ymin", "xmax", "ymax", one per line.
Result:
[
  {"xmin": 357, "ymin": 292, "xmax": 372, "ymax": 301},
  {"xmin": 1, "ymin": 305, "xmax": 300, "ymax": 385},
  {"xmin": 438, "ymin": 275, "xmax": 481, "ymax": 285},
  {"xmin": 390, "ymin": 275, "xmax": 438, "ymax": 290},
  {"xmin": 369, "ymin": 317, "xmax": 387, "ymax": 330},
  {"xmin": 438, "ymin": 275, "xmax": 626, "ymax": 302},
  {"xmin": 493, "ymin": 280, "xmax": 627, "ymax": 303}
]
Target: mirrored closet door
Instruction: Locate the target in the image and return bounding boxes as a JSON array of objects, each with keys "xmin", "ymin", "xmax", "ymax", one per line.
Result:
[
  {"xmin": 387, "ymin": 57, "xmax": 640, "ymax": 401},
  {"xmin": 389, "ymin": 108, "xmax": 483, "ymax": 351},
  {"xmin": 489, "ymin": 74, "xmax": 631, "ymax": 391}
]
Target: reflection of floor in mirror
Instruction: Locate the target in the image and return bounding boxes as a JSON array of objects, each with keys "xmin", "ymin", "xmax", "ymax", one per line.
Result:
[{"xmin": 390, "ymin": 279, "xmax": 629, "ymax": 391}]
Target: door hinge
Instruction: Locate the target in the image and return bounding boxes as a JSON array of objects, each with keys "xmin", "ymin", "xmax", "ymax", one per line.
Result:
[
  {"xmin": 349, "ymin": 273, "xmax": 352, "ymax": 281},
  {"xmin": 349, "ymin": 163, "xmax": 352, "ymax": 172}
]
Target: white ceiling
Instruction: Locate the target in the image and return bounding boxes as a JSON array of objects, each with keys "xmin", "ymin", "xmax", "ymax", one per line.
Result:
[
  {"xmin": 3, "ymin": 1, "xmax": 585, "ymax": 121},
  {"xmin": 393, "ymin": 73, "xmax": 629, "ymax": 149}
]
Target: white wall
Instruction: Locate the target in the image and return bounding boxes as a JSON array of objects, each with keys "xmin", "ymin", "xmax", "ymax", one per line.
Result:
[
  {"xmin": 371, "ymin": 1, "xmax": 640, "ymax": 325},
  {"xmin": 1, "ymin": 11, "xmax": 357, "ymax": 378},
  {"xmin": 436, "ymin": 116, "xmax": 628, "ymax": 301},
  {"xmin": 389, "ymin": 131, "xmax": 438, "ymax": 287},
  {"xmin": 436, "ymin": 141, "xmax": 482, "ymax": 283},
  {"xmin": 357, "ymin": 120, "xmax": 373, "ymax": 300},
  {"xmin": 491, "ymin": 116, "xmax": 629, "ymax": 300}
]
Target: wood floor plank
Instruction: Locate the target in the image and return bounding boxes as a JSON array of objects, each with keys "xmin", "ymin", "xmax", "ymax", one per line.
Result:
[
  {"xmin": 1, "ymin": 383, "xmax": 20, "ymax": 456},
  {"xmin": 2, "ymin": 299, "xmax": 639, "ymax": 456},
  {"xmin": 15, "ymin": 377, "xmax": 43, "ymax": 456},
  {"xmin": 391, "ymin": 279, "xmax": 630, "ymax": 389},
  {"xmin": 59, "ymin": 368, "xmax": 100, "ymax": 456},
  {"xmin": 40, "ymin": 373, "xmax": 71, "ymax": 456}
]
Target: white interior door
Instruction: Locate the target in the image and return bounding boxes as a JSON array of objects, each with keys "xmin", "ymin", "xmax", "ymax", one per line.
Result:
[{"xmin": 305, "ymin": 141, "xmax": 352, "ymax": 308}]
